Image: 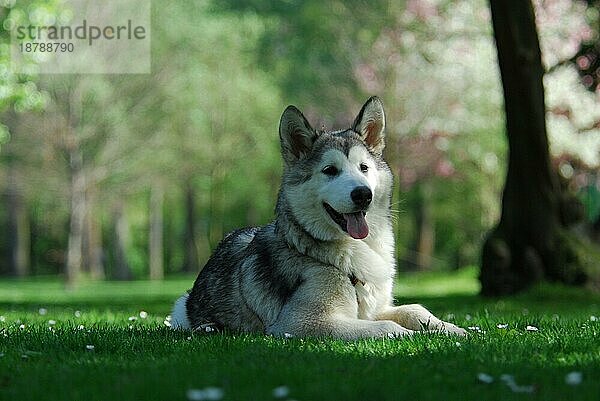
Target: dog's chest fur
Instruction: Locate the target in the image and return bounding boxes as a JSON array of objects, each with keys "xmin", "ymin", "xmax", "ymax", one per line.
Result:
[{"xmin": 344, "ymin": 234, "xmax": 395, "ymax": 320}]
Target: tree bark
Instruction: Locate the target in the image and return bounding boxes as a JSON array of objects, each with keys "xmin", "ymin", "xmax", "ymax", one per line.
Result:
[
  {"xmin": 65, "ymin": 148, "xmax": 85, "ymax": 288},
  {"xmin": 404, "ymin": 183, "xmax": 435, "ymax": 271},
  {"xmin": 149, "ymin": 185, "xmax": 164, "ymax": 280},
  {"xmin": 480, "ymin": 0, "xmax": 587, "ymax": 295},
  {"xmin": 182, "ymin": 182, "xmax": 200, "ymax": 273},
  {"xmin": 82, "ymin": 188, "xmax": 105, "ymax": 280},
  {"xmin": 112, "ymin": 200, "xmax": 133, "ymax": 280},
  {"xmin": 6, "ymin": 166, "xmax": 30, "ymax": 277}
]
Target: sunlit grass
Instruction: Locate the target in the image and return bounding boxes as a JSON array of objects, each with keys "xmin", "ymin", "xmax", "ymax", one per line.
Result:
[
  {"xmin": 1, "ymin": 268, "xmax": 599, "ymax": 401},
  {"xmin": 395, "ymin": 266, "xmax": 481, "ymax": 297}
]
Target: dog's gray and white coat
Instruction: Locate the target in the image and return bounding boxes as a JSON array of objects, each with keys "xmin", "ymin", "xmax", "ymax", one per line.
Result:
[{"xmin": 171, "ymin": 97, "xmax": 466, "ymax": 339}]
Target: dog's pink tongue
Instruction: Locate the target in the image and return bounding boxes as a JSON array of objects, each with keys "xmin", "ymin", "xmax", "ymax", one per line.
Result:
[{"xmin": 344, "ymin": 212, "xmax": 369, "ymax": 239}]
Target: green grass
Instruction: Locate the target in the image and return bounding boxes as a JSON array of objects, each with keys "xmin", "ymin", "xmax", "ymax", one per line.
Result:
[{"xmin": 1, "ymin": 267, "xmax": 599, "ymax": 401}]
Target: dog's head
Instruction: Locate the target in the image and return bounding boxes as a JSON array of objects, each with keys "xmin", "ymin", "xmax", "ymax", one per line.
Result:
[{"xmin": 278, "ymin": 97, "xmax": 393, "ymax": 241}]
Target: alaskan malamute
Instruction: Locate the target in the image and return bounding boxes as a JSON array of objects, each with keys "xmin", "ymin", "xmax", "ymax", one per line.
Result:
[{"xmin": 171, "ymin": 97, "xmax": 466, "ymax": 339}]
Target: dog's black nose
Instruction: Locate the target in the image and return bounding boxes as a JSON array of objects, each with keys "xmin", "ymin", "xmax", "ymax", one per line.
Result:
[{"xmin": 351, "ymin": 186, "xmax": 372, "ymax": 209}]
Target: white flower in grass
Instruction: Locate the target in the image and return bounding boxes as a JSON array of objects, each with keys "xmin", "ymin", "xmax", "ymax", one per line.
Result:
[
  {"xmin": 163, "ymin": 320, "xmax": 172, "ymax": 327},
  {"xmin": 477, "ymin": 373, "xmax": 494, "ymax": 384},
  {"xmin": 202, "ymin": 387, "xmax": 223, "ymax": 400},
  {"xmin": 284, "ymin": 332, "xmax": 294, "ymax": 339},
  {"xmin": 186, "ymin": 390, "xmax": 204, "ymax": 401},
  {"xmin": 501, "ymin": 374, "xmax": 535, "ymax": 393},
  {"xmin": 165, "ymin": 315, "xmax": 172, "ymax": 321},
  {"xmin": 590, "ymin": 316, "xmax": 597, "ymax": 322},
  {"xmin": 500, "ymin": 374, "xmax": 514, "ymax": 382},
  {"xmin": 86, "ymin": 345, "xmax": 95, "ymax": 351},
  {"xmin": 128, "ymin": 316, "xmax": 137, "ymax": 322},
  {"xmin": 272, "ymin": 385, "xmax": 290, "ymax": 398},
  {"xmin": 0, "ymin": 316, "xmax": 5, "ymax": 322},
  {"xmin": 525, "ymin": 325, "xmax": 539, "ymax": 332},
  {"xmin": 455, "ymin": 342, "xmax": 461, "ymax": 347},
  {"xmin": 78, "ymin": 325, "xmax": 85, "ymax": 330},
  {"xmin": 19, "ymin": 324, "xmax": 25, "ymax": 330},
  {"xmin": 468, "ymin": 326, "xmax": 481, "ymax": 332},
  {"xmin": 186, "ymin": 387, "xmax": 224, "ymax": 401},
  {"xmin": 496, "ymin": 323, "xmax": 508, "ymax": 329},
  {"xmin": 465, "ymin": 314, "xmax": 472, "ymax": 321},
  {"xmin": 74, "ymin": 311, "xmax": 82, "ymax": 318},
  {"xmin": 139, "ymin": 311, "xmax": 148, "ymax": 319},
  {"xmin": 565, "ymin": 371, "xmax": 583, "ymax": 386},
  {"xmin": 38, "ymin": 308, "xmax": 47, "ymax": 315}
]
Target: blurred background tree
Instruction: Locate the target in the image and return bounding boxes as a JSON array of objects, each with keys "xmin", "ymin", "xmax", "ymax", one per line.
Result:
[{"xmin": 0, "ymin": 0, "xmax": 599, "ymax": 291}]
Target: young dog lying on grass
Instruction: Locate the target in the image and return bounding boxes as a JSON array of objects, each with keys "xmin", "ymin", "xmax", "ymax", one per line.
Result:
[{"xmin": 172, "ymin": 97, "xmax": 467, "ymax": 339}]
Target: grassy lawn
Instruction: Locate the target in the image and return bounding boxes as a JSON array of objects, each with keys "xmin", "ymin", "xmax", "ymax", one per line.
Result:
[{"xmin": 1, "ymin": 267, "xmax": 599, "ymax": 401}]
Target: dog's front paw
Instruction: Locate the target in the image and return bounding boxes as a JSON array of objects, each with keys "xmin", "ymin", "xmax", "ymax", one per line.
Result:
[
  {"xmin": 375, "ymin": 320, "xmax": 414, "ymax": 338},
  {"xmin": 439, "ymin": 321, "xmax": 468, "ymax": 336}
]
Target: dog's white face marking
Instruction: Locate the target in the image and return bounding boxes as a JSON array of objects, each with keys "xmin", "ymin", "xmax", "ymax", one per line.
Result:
[
  {"xmin": 286, "ymin": 144, "xmax": 382, "ymax": 241},
  {"xmin": 317, "ymin": 146, "xmax": 376, "ymax": 213}
]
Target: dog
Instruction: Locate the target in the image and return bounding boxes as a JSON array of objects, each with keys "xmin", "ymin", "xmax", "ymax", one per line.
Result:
[{"xmin": 171, "ymin": 97, "xmax": 466, "ymax": 339}]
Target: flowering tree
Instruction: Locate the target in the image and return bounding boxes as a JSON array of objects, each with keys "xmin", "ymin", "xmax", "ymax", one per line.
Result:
[{"xmin": 480, "ymin": 0, "xmax": 599, "ymax": 295}]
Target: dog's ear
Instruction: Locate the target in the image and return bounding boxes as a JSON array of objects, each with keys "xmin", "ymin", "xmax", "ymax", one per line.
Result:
[
  {"xmin": 279, "ymin": 105, "xmax": 317, "ymax": 164},
  {"xmin": 352, "ymin": 96, "xmax": 386, "ymax": 155}
]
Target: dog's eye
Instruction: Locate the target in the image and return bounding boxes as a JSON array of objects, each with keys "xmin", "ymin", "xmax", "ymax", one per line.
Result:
[
  {"xmin": 360, "ymin": 163, "xmax": 369, "ymax": 173},
  {"xmin": 322, "ymin": 165, "xmax": 339, "ymax": 176}
]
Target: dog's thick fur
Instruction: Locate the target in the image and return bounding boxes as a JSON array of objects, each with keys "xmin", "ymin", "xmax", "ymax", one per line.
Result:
[{"xmin": 171, "ymin": 97, "xmax": 466, "ymax": 339}]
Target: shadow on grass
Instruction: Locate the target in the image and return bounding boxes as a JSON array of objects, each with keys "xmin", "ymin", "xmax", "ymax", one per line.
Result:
[
  {"xmin": 2, "ymin": 286, "xmax": 598, "ymax": 320},
  {"xmin": 397, "ymin": 283, "xmax": 600, "ymax": 317}
]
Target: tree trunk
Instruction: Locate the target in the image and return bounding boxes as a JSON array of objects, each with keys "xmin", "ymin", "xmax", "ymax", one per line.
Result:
[
  {"xmin": 404, "ymin": 183, "xmax": 435, "ymax": 271},
  {"xmin": 182, "ymin": 183, "xmax": 200, "ymax": 273},
  {"xmin": 6, "ymin": 166, "xmax": 30, "ymax": 277},
  {"xmin": 112, "ymin": 201, "xmax": 133, "ymax": 280},
  {"xmin": 149, "ymin": 185, "xmax": 164, "ymax": 280},
  {"xmin": 480, "ymin": 0, "xmax": 587, "ymax": 295},
  {"xmin": 206, "ymin": 169, "xmax": 225, "ymax": 250},
  {"xmin": 83, "ymin": 188, "xmax": 105, "ymax": 280},
  {"xmin": 65, "ymin": 149, "xmax": 85, "ymax": 288}
]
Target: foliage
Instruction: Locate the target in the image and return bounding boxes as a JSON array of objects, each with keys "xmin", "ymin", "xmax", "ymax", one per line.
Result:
[
  {"xmin": 0, "ymin": 0, "xmax": 599, "ymax": 277},
  {"xmin": 0, "ymin": 0, "xmax": 64, "ymax": 112}
]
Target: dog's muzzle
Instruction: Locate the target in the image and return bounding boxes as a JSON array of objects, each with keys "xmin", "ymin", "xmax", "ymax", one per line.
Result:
[
  {"xmin": 323, "ymin": 202, "xmax": 369, "ymax": 240},
  {"xmin": 350, "ymin": 186, "xmax": 372, "ymax": 209}
]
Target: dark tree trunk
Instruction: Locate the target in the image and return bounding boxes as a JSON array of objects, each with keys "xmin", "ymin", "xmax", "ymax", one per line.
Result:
[
  {"xmin": 66, "ymin": 149, "xmax": 85, "ymax": 288},
  {"xmin": 480, "ymin": 0, "xmax": 587, "ymax": 295},
  {"xmin": 182, "ymin": 182, "xmax": 200, "ymax": 273},
  {"xmin": 3, "ymin": 111, "xmax": 30, "ymax": 277},
  {"xmin": 7, "ymin": 166, "xmax": 30, "ymax": 277},
  {"xmin": 404, "ymin": 183, "xmax": 435, "ymax": 271},
  {"xmin": 82, "ymin": 188, "xmax": 105, "ymax": 280},
  {"xmin": 112, "ymin": 201, "xmax": 133, "ymax": 280},
  {"xmin": 149, "ymin": 185, "xmax": 164, "ymax": 280}
]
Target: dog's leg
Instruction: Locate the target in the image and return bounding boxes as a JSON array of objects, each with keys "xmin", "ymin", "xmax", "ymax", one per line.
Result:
[
  {"xmin": 377, "ymin": 304, "xmax": 467, "ymax": 336},
  {"xmin": 268, "ymin": 315, "xmax": 414, "ymax": 340}
]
